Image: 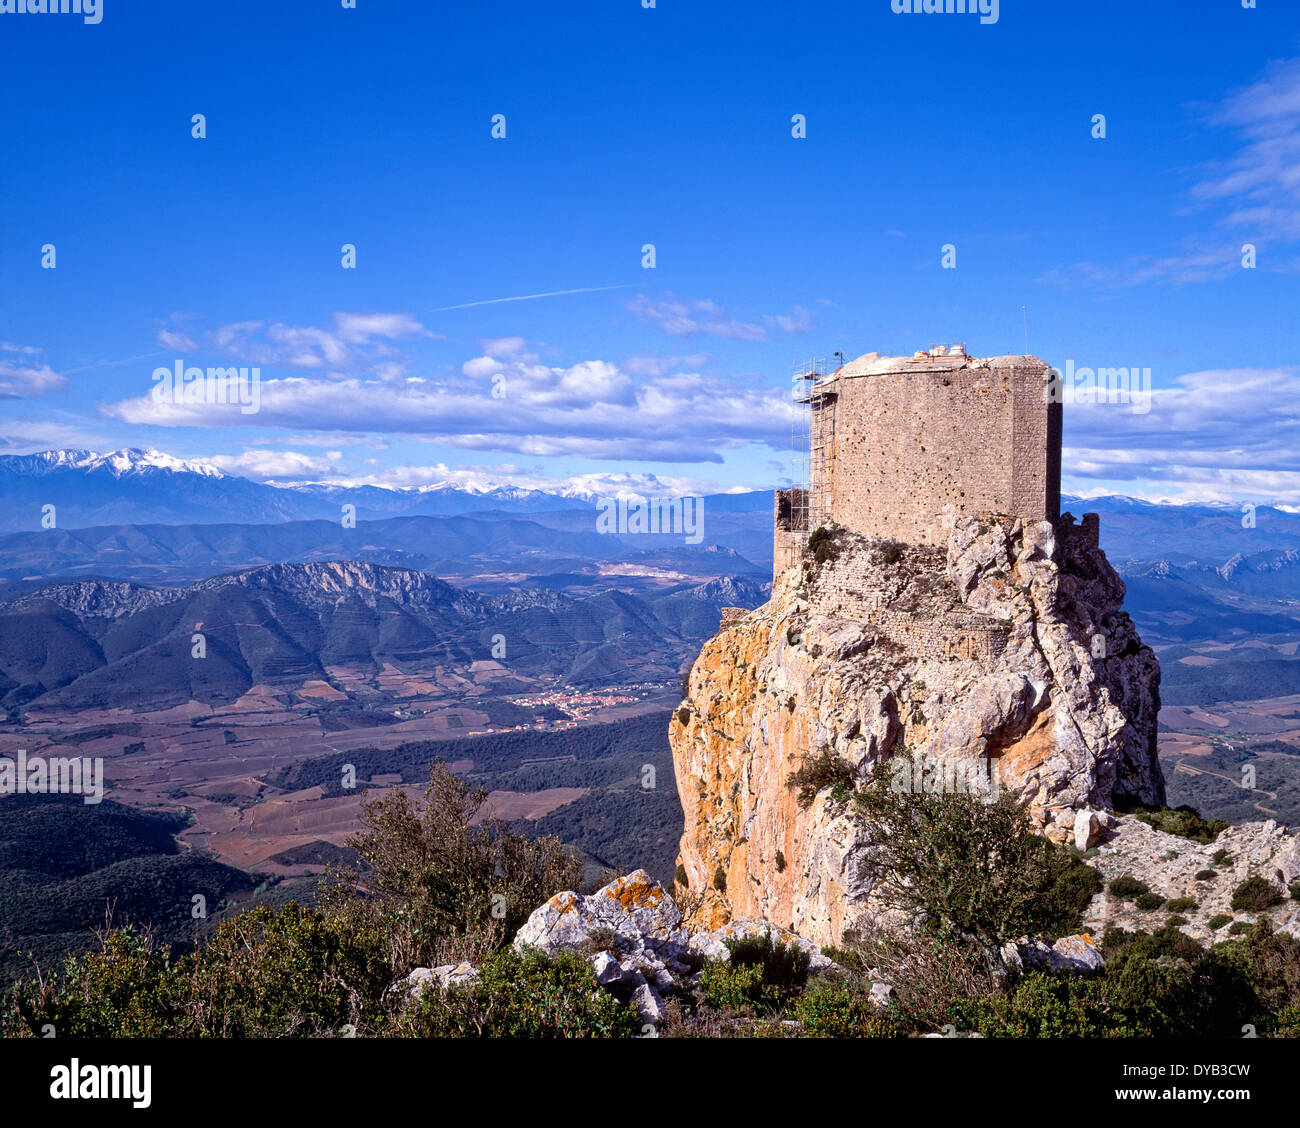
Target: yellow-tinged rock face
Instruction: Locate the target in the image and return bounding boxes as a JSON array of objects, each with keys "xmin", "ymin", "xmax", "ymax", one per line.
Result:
[{"xmin": 669, "ymin": 516, "xmax": 1163, "ymax": 947}]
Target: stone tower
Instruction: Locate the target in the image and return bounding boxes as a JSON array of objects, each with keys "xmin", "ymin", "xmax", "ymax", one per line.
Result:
[{"xmin": 775, "ymin": 349, "xmax": 1062, "ymax": 578}]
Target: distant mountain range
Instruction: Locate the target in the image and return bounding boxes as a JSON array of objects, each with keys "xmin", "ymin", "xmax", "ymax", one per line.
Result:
[
  {"xmin": 5, "ymin": 448, "xmax": 1300, "ymax": 676},
  {"xmin": 0, "ymin": 561, "xmax": 771, "ymax": 714},
  {"xmin": 0, "ymin": 448, "xmax": 772, "ymax": 532}
]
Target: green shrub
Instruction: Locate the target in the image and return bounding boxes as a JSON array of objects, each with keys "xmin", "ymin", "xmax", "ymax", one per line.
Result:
[
  {"xmin": 1208, "ymin": 914, "xmax": 1233, "ymax": 931},
  {"xmin": 1166, "ymin": 916, "xmax": 1188, "ymax": 928},
  {"xmin": 1231, "ymin": 877, "xmax": 1283, "ymax": 913},
  {"xmin": 404, "ymin": 947, "xmax": 639, "ymax": 1038},
  {"xmin": 699, "ymin": 959, "xmax": 777, "ymax": 1013},
  {"xmin": 1166, "ymin": 897, "xmax": 1197, "ymax": 913},
  {"xmin": 2, "ymin": 904, "xmax": 395, "ymax": 1038},
  {"xmin": 674, "ymin": 863, "xmax": 689, "ymax": 889},
  {"xmin": 332, "ymin": 759, "xmax": 582, "ymax": 965},
  {"xmin": 712, "ymin": 866, "xmax": 727, "ymax": 893},
  {"xmin": 1134, "ymin": 892, "xmax": 1166, "ymax": 912},
  {"xmin": 787, "ymin": 752, "xmax": 856, "ymax": 811},
  {"xmin": 954, "ymin": 916, "xmax": 1264, "ymax": 1040},
  {"xmin": 1228, "ymin": 921, "xmax": 1253, "ymax": 936},
  {"xmin": 790, "ymin": 976, "xmax": 892, "ymax": 1037},
  {"xmin": 775, "ymin": 850, "xmax": 787, "ymax": 874},
  {"xmin": 724, "ymin": 931, "xmax": 811, "ymax": 997},
  {"xmin": 807, "ymin": 526, "xmax": 838, "ymax": 566},
  {"xmin": 1134, "ymin": 806, "xmax": 1227, "ymax": 844},
  {"xmin": 1195, "ymin": 870, "xmax": 1218, "ymax": 882},
  {"xmin": 852, "ymin": 764, "xmax": 1100, "ymax": 972},
  {"xmin": 1212, "ymin": 849, "xmax": 1232, "ymax": 867},
  {"xmin": 1108, "ymin": 875, "xmax": 1150, "ymax": 900},
  {"xmin": 1291, "ymin": 882, "xmax": 1300, "ymax": 903},
  {"xmin": 879, "ymin": 540, "xmax": 903, "ymax": 566}
]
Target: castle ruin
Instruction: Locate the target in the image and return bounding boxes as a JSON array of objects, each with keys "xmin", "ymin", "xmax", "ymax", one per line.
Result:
[{"xmin": 775, "ymin": 348, "xmax": 1074, "ymax": 579}]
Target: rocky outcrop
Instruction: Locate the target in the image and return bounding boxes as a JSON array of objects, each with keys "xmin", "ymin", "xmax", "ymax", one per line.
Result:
[
  {"xmin": 1002, "ymin": 933, "xmax": 1105, "ymax": 974},
  {"xmin": 670, "ymin": 514, "xmax": 1164, "ymax": 947},
  {"xmin": 1081, "ymin": 816, "xmax": 1300, "ymax": 944},
  {"xmin": 507, "ymin": 870, "xmax": 836, "ymax": 1027}
]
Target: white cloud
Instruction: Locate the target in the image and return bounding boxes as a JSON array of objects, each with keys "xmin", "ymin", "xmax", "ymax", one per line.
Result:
[
  {"xmin": 155, "ymin": 329, "xmax": 198, "ymax": 351},
  {"xmin": 99, "ymin": 338, "xmax": 793, "ymax": 463},
  {"xmin": 0, "ymin": 344, "xmax": 66, "ymax": 399},
  {"xmin": 627, "ymin": 293, "xmax": 814, "ymax": 341},
  {"xmin": 1045, "ymin": 57, "xmax": 1300, "ymax": 288},
  {"xmin": 1062, "ymin": 365, "xmax": 1300, "ymax": 504},
  {"xmin": 200, "ymin": 448, "xmax": 344, "ymax": 480},
  {"xmin": 192, "ymin": 311, "xmax": 437, "ymax": 374}
]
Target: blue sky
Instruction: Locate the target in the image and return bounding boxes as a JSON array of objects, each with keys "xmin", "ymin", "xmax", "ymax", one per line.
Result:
[{"xmin": 2, "ymin": 0, "xmax": 1299, "ymax": 504}]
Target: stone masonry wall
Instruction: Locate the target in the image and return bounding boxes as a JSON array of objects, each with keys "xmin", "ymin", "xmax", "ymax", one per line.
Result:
[
  {"xmin": 820, "ymin": 354, "xmax": 1060, "ymax": 549},
  {"xmin": 811, "ymin": 541, "xmax": 1010, "ymax": 662}
]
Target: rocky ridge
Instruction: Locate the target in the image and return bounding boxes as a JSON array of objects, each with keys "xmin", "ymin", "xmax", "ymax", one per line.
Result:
[{"xmin": 669, "ymin": 514, "xmax": 1167, "ymax": 945}]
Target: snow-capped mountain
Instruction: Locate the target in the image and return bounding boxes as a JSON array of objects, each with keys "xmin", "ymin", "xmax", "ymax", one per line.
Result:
[
  {"xmin": 0, "ymin": 448, "xmax": 774, "ymax": 533},
  {"xmin": 8, "ymin": 447, "xmax": 227, "ymax": 479}
]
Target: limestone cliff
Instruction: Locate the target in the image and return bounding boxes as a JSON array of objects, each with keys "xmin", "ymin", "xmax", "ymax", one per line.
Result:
[{"xmin": 670, "ymin": 513, "xmax": 1164, "ymax": 946}]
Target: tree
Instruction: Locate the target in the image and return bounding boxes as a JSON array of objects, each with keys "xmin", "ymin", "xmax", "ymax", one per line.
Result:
[
  {"xmin": 327, "ymin": 760, "xmax": 583, "ymax": 971},
  {"xmin": 853, "ymin": 760, "xmax": 1099, "ymax": 976}
]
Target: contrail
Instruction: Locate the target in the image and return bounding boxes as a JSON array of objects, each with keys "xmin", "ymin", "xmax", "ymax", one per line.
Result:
[
  {"xmin": 62, "ymin": 350, "xmax": 168, "ymax": 375},
  {"xmin": 424, "ymin": 283, "xmax": 638, "ymax": 314}
]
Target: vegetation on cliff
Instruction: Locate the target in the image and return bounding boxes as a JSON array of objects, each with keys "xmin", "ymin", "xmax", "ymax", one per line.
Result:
[{"xmin": 4, "ymin": 767, "xmax": 1299, "ymax": 1037}]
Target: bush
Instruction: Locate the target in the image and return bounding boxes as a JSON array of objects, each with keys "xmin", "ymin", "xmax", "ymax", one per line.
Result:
[
  {"xmin": 833, "ymin": 926, "xmax": 998, "ymax": 1036},
  {"xmin": 1196, "ymin": 870, "xmax": 1218, "ymax": 882},
  {"xmin": 724, "ymin": 931, "xmax": 811, "ymax": 997},
  {"xmin": 806, "ymin": 526, "xmax": 838, "ymax": 566},
  {"xmin": 878, "ymin": 540, "xmax": 903, "ymax": 566},
  {"xmin": 1228, "ymin": 921, "xmax": 1253, "ymax": 936},
  {"xmin": 1208, "ymin": 914, "xmax": 1233, "ymax": 931},
  {"xmin": 775, "ymin": 850, "xmax": 786, "ymax": 874},
  {"xmin": 1108, "ymin": 875, "xmax": 1150, "ymax": 900},
  {"xmin": 1231, "ymin": 877, "xmax": 1283, "ymax": 913},
  {"xmin": 712, "ymin": 866, "xmax": 727, "ymax": 893},
  {"xmin": 1134, "ymin": 806, "xmax": 1227, "ymax": 844},
  {"xmin": 1166, "ymin": 897, "xmax": 1197, "ymax": 913},
  {"xmin": 699, "ymin": 959, "xmax": 776, "ymax": 1013},
  {"xmin": 787, "ymin": 752, "xmax": 856, "ymax": 811},
  {"xmin": 1134, "ymin": 892, "xmax": 1166, "ymax": 912},
  {"xmin": 580, "ymin": 927, "xmax": 617, "ymax": 956},
  {"xmin": 1291, "ymin": 882, "xmax": 1300, "ymax": 903},
  {"xmin": 674, "ymin": 863, "xmax": 689, "ymax": 889},
  {"xmin": 1212, "ymin": 849, "xmax": 1233, "ymax": 867},
  {"xmin": 2, "ymin": 904, "xmax": 396, "ymax": 1038},
  {"xmin": 852, "ymin": 763, "xmax": 1100, "ymax": 972},
  {"xmin": 330, "ymin": 759, "xmax": 582, "ymax": 969},
  {"xmin": 403, "ymin": 947, "xmax": 639, "ymax": 1038},
  {"xmin": 954, "ymin": 918, "xmax": 1262, "ymax": 1039},
  {"xmin": 790, "ymin": 976, "xmax": 892, "ymax": 1037}
]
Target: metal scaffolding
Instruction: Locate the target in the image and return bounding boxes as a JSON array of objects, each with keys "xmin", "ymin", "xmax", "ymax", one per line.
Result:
[{"xmin": 791, "ymin": 358, "xmax": 837, "ymax": 532}]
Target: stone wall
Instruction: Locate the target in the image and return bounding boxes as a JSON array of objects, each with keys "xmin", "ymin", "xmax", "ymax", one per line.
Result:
[
  {"xmin": 810, "ymin": 540, "xmax": 1010, "ymax": 662},
  {"xmin": 773, "ymin": 487, "xmax": 808, "ymax": 578},
  {"xmin": 816, "ymin": 353, "xmax": 1061, "ymax": 548},
  {"xmin": 718, "ymin": 606, "xmax": 749, "ymax": 630}
]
